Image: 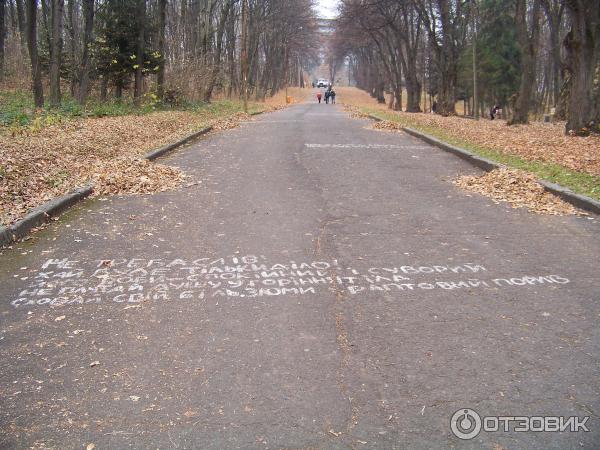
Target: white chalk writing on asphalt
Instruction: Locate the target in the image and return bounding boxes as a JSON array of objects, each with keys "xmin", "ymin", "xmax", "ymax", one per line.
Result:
[{"xmin": 10, "ymin": 255, "xmax": 570, "ymax": 308}]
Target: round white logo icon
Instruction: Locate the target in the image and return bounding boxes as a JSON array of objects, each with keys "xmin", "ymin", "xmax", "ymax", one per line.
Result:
[{"xmin": 451, "ymin": 408, "xmax": 482, "ymax": 440}]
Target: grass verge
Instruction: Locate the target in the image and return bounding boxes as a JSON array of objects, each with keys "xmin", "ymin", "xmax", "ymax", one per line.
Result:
[
  {"xmin": 363, "ymin": 107, "xmax": 600, "ymax": 202},
  {"xmin": 0, "ymin": 90, "xmax": 268, "ymax": 130}
]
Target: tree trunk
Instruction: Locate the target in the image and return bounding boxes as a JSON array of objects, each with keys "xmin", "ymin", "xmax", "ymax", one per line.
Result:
[
  {"xmin": 26, "ymin": 0, "xmax": 43, "ymax": 107},
  {"xmin": 541, "ymin": 0, "xmax": 564, "ymax": 107},
  {"xmin": 0, "ymin": 0, "xmax": 5, "ymax": 80},
  {"xmin": 133, "ymin": 0, "xmax": 145, "ymax": 105},
  {"xmin": 554, "ymin": 73, "xmax": 570, "ymax": 120},
  {"xmin": 49, "ymin": 0, "xmax": 64, "ymax": 106},
  {"xmin": 404, "ymin": 69, "xmax": 422, "ymax": 112},
  {"xmin": 550, "ymin": 18, "xmax": 562, "ymax": 107},
  {"xmin": 375, "ymin": 76, "xmax": 385, "ymax": 103},
  {"xmin": 564, "ymin": 0, "xmax": 600, "ymax": 134},
  {"xmin": 115, "ymin": 81, "xmax": 123, "ymax": 99},
  {"xmin": 509, "ymin": 0, "xmax": 541, "ymax": 125},
  {"xmin": 40, "ymin": 0, "xmax": 51, "ymax": 52},
  {"xmin": 100, "ymin": 75, "xmax": 107, "ymax": 100},
  {"xmin": 436, "ymin": 63, "xmax": 457, "ymax": 115},
  {"xmin": 15, "ymin": 0, "xmax": 28, "ymax": 59},
  {"xmin": 66, "ymin": 0, "xmax": 77, "ymax": 96},
  {"xmin": 226, "ymin": 4, "xmax": 236, "ymax": 98},
  {"xmin": 157, "ymin": 0, "xmax": 166, "ymax": 98},
  {"xmin": 203, "ymin": 0, "xmax": 230, "ymax": 102},
  {"xmin": 431, "ymin": 0, "xmax": 459, "ymax": 115},
  {"xmin": 77, "ymin": 0, "xmax": 94, "ymax": 105},
  {"xmin": 392, "ymin": 85, "xmax": 401, "ymax": 111}
]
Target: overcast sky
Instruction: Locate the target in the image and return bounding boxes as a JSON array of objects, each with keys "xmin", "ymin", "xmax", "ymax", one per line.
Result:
[{"xmin": 315, "ymin": 0, "xmax": 339, "ymax": 19}]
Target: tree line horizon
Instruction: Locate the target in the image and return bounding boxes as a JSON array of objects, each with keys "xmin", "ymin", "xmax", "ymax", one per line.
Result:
[
  {"xmin": 0, "ymin": 0, "xmax": 318, "ymax": 107},
  {"xmin": 329, "ymin": 0, "xmax": 598, "ymax": 135},
  {"xmin": 0, "ymin": 0, "xmax": 598, "ymax": 135}
]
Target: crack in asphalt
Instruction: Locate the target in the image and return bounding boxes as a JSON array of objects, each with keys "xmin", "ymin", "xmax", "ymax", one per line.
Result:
[{"xmin": 314, "ymin": 215, "xmax": 361, "ymax": 448}]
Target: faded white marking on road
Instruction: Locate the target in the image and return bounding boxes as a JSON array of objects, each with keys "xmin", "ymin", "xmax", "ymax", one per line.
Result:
[
  {"xmin": 247, "ymin": 120, "xmax": 305, "ymax": 124},
  {"xmin": 304, "ymin": 143, "xmax": 430, "ymax": 149}
]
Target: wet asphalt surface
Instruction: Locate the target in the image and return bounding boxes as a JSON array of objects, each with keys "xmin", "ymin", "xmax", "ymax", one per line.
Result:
[{"xmin": 1, "ymin": 99, "xmax": 599, "ymax": 450}]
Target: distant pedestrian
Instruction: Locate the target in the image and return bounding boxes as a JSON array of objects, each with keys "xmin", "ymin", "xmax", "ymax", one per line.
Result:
[
  {"xmin": 330, "ymin": 89, "xmax": 336, "ymax": 104},
  {"xmin": 325, "ymin": 90, "xmax": 330, "ymax": 104},
  {"xmin": 316, "ymin": 92, "xmax": 322, "ymax": 103},
  {"xmin": 490, "ymin": 104, "xmax": 500, "ymax": 120}
]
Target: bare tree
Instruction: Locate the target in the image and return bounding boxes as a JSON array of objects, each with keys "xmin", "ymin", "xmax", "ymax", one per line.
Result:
[
  {"xmin": 49, "ymin": 0, "xmax": 64, "ymax": 106},
  {"xmin": 203, "ymin": 0, "xmax": 231, "ymax": 102},
  {"xmin": 419, "ymin": 0, "xmax": 470, "ymax": 116},
  {"xmin": 26, "ymin": 0, "xmax": 43, "ymax": 106},
  {"xmin": 15, "ymin": 0, "xmax": 28, "ymax": 59},
  {"xmin": 0, "ymin": 0, "xmax": 5, "ymax": 80},
  {"xmin": 133, "ymin": 0, "xmax": 145, "ymax": 104},
  {"xmin": 509, "ymin": 0, "xmax": 542, "ymax": 124},
  {"xmin": 541, "ymin": 0, "xmax": 565, "ymax": 108},
  {"xmin": 157, "ymin": 0, "xmax": 166, "ymax": 98},
  {"xmin": 563, "ymin": 0, "xmax": 600, "ymax": 134},
  {"xmin": 77, "ymin": 0, "xmax": 94, "ymax": 104}
]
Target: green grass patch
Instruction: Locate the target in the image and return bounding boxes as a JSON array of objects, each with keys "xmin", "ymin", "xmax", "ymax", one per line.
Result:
[
  {"xmin": 362, "ymin": 107, "xmax": 600, "ymax": 202},
  {"xmin": 0, "ymin": 90, "xmax": 267, "ymax": 130}
]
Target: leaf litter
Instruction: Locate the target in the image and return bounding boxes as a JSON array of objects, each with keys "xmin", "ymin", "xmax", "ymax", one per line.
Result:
[
  {"xmin": 339, "ymin": 87, "xmax": 600, "ymax": 176},
  {"xmin": 338, "ymin": 87, "xmax": 598, "ymax": 215},
  {"xmin": 0, "ymin": 108, "xmax": 268, "ymax": 227},
  {"xmin": 454, "ymin": 168, "xmax": 583, "ymax": 215}
]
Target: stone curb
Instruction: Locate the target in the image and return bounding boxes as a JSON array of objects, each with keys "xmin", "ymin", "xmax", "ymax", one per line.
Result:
[
  {"xmin": 368, "ymin": 114, "xmax": 600, "ymax": 216},
  {"xmin": 1, "ymin": 125, "xmax": 215, "ymax": 246},
  {"xmin": 402, "ymin": 127, "xmax": 500, "ymax": 172},
  {"xmin": 0, "ymin": 111, "xmax": 261, "ymax": 246},
  {"xmin": 145, "ymin": 126, "xmax": 213, "ymax": 161},
  {"xmin": 0, "ymin": 185, "xmax": 94, "ymax": 246},
  {"xmin": 538, "ymin": 180, "xmax": 600, "ymax": 215}
]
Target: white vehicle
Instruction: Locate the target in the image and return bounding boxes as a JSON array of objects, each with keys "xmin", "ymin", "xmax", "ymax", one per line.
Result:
[{"xmin": 316, "ymin": 79, "xmax": 329, "ymax": 88}]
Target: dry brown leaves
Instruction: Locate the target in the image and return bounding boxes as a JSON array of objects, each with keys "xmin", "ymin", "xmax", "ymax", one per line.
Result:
[
  {"xmin": 338, "ymin": 87, "xmax": 600, "ymax": 177},
  {"xmin": 0, "ymin": 109, "xmax": 254, "ymax": 227},
  {"xmin": 454, "ymin": 168, "xmax": 581, "ymax": 215},
  {"xmin": 343, "ymin": 104, "xmax": 371, "ymax": 119},
  {"xmin": 91, "ymin": 157, "xmax": 185, "ymax": 196},
  {"xmin": 210, "ymin": 111, "xmax": 250, "ymax": 131},
  {"xmin": 369, "ymin": 120, "xmax": 402, "ymax": 132}
]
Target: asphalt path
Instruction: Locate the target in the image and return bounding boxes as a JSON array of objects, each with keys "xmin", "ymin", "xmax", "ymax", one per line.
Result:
[{"xmin": 1, "ymin": 98, "xmax": 599, "ymax": 449}]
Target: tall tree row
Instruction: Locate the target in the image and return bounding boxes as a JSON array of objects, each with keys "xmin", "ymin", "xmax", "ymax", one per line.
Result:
[
  {"xmin": 563, "ymin": 0, "xmax": 600, "ymax": 133},
  {"xmin": 0, "ymin": 0, "xmax": 318, "ymax": 106},
  {"xmin": 332, "ymin": 0, "xmax": 600, "ymax": 134},
  {"xmin": 0, "ymin": 0, "xmax": 5, "ymax": 81}
]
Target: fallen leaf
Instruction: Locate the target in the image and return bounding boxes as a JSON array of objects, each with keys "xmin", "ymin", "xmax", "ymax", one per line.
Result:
[{"xmin": 453, "ymin": 168, "xmax": 583, "ymax": 216}]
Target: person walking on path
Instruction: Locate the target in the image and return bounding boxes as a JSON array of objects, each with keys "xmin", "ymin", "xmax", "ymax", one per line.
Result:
[
  {"xmin": 490, "ymin": 104, "xmax": 500, "ymax": 120},
  {"xmin": 330, "ymin": 89, "xmax": 336, "ymax": 104},
  {"xmin": 316, "ymin": 92, "xmax": 322, "ymax": 103},
  {"xmin": 325, "ymin": 89, "xmax": 330, "ymax": 104}
]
